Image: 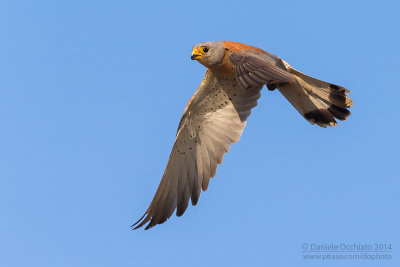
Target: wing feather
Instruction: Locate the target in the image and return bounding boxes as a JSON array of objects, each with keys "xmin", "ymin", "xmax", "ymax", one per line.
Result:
[
  {"xmin": 133, "ymin": 70, "xmax": 261, "ymax": 229},
  {"xmin": 229, "ymin": 50, "xmax": 295, "ymax": 90},
  {"xmin": 176, "ymin": 165, "xmax": 189, "ymax": 216}
]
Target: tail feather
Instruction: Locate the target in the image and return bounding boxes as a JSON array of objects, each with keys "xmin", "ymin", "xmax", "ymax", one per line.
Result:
[
  {"xmin": 291, "ymin": 68, "xmax": 353, "ymax": 108},
  {"xmin": 328, "ymin": 104, "xmax": 351, "ymax": 121},
  {"xmin": 277, "ymin": 61, "xmax": 353, "ymax": 128}
]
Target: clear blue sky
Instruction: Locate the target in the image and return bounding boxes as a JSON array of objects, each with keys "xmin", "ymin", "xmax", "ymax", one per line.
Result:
[{"xmin": 1, "ymin": 1, "xmax": 399, "ymax": 266}]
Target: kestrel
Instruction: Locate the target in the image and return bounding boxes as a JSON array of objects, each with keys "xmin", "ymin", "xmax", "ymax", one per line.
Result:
[{"xmin": 133, "ymin": 41, "xmax": 353, "ymax": 230}]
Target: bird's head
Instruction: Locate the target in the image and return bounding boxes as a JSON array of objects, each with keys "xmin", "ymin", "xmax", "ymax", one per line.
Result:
[{"xmin": 191, "ymin": 41, "xmax": 225, "ymax": 67}]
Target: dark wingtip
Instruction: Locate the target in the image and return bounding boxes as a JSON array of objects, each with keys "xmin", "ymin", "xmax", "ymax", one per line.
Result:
[
  {"xmin": 176, "ymin": 201, "xmax": 188, "ymax": 217},
  {"xmin": 131, "ymin": 213, "xmax": 147, "ymax": 230}
]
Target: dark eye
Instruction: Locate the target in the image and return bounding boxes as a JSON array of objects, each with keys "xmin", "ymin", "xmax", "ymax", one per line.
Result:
[{"xmin": 203, "ymin": 47, "xmax": 209, "ymax": 53}]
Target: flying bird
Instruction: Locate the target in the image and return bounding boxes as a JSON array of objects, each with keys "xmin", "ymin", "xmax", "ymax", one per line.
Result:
[{"xmin": 133, "ymin": 41, "xmax": 353, "ymax": 230}]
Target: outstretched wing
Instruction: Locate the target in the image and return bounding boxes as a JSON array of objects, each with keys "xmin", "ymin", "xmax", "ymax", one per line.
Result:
[
  {"xmin": 229, "ymin": 50, "xmax": 296, "ymax": 90},
  {"xmin": 133, "ymin": 70, "xmax": 261, "ymax": 230}
]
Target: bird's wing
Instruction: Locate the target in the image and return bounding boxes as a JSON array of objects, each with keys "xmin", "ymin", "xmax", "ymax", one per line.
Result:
[
  {"xmin": 229, "ymin": 49, "xmax": 352, "ymax": 127},
  {"xmin": 133, "ymin": 70, "xmax": 261, "ymax": 230},
  {"xmin": 228, "ymin": 50, "xmax": 296, "ymax": 90}
]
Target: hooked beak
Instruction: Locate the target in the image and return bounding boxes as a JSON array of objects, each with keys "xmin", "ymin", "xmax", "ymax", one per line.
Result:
[{"xmin": 191, "ymin": 48, "xmax": 202, "ymax": 60}]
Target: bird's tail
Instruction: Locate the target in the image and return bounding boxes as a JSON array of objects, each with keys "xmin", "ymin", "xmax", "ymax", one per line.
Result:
[{"xmin": 277, "ymin": 63, "xmax": 353, "ymax": 127}]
